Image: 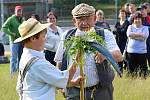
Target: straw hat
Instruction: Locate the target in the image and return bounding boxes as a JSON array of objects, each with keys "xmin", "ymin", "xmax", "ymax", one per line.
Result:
[
  {"xmin": 14, "ymin": 18, "xmax": 51, "ymax": 43},
  {"xmin": 72, "ymin": 3, "xmax": 95, "ymax": 17}
]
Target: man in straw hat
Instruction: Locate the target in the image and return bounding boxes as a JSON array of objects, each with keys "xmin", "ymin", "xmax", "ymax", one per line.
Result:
[
  {"xmin": 54, "ymin": 3, "xmax": 123, "ymax": 100},
  {"xmin": 15, "ymin": 18, "xmax": 82, "ymax": 100},
  {"xmin": 1, "ymin": 5, "xmax": 25, "ymax": 76}
]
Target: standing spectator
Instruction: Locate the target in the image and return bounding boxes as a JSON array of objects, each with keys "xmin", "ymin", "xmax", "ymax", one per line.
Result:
[
  {"xmin": 1, "ymin": 5, "xmax": 25, "ymax": 76},
  {"xmin": 15, "ymin": 18, "xmax": 82, "ymax": 100},
  {"xmin": 54, "ymin": 3, "xmax": 122, "ymax": 100},
  {"xmin": 137, "ymin": 4, "xmax": 150, "ymax": 25},
  {"xmin": 0, "ymin": 32, "xmax": 4, "ymax": 56},
  {"xmin": 0, "ymin": 32, "xmax": 9, "ymax": 64},
  {"xmin": 0, "ymin": 43, "xmax": 4, "ymax": 56},
  {"xmin": 31, "ymin": 14, "xmax": 40, "ymax": 21},
  {"xmin": 44, "ymin": 12, "xmax": 63, "ymax": 66},
  {"xmin": 126, "ymin": 11, "xmax": 149, "ymax": 77},
  {"xmin": 123, "ymin": 3, "xmax": 131, "ymax": 18},
  {"xmin": 137, "ymin": 4, "xmax": 150, "ymax": 69},
  {"xmin": 143, "ymin": 2, "xmax": 150, "ymax": 16},
  {"xmin": 128, "ymin": 3, "xmax": 136, "ymax": 23},
  {"xmin": 95, "ymin": 10, "xmax": 111, "ymax": 30},
  {"xmin": 114, "ymin": 9, "xmax": 130, "ymax": 72}
]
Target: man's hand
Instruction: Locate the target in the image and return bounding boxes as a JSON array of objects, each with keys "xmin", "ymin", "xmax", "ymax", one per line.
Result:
[
  {"xmin": 71, "ymin": 75, "xmax": 83, "ymax": 86},
  {"xmin": 94, "ymin": 51, "xmax": 106, "ymax": 63}
]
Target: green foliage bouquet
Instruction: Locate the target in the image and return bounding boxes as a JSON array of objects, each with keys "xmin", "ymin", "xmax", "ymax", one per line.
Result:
[{"xmin": 64, "ymin": 29, "xmax": 105, "ymax": 59}]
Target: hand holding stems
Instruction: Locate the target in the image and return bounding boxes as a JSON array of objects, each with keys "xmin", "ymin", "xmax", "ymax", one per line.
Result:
[
  {"xmin": 67, "ymin": 52, "xmax": 84, "ymax": 87},
  {"xmin": 94, "ymin": 51, "xmax": 106, "ymax": 63}
]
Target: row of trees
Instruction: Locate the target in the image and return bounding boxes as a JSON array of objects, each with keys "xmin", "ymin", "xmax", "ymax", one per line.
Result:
[
  {"xmin": 52, "ymin": 0, "xmax": 149, "ymax": 19},
  {"xmin": 53, "ymin": 0, "xmax": 149, "ymax": 8}
]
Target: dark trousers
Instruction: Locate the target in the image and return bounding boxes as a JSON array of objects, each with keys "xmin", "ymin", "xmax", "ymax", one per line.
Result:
[
  {"xmin": 44, "ymin": 50, "xmax": 56, "ymax": 66},
  {"xmin": 66, "ymin": 83, "xmax": 114, "ymax": 100},
  {"xmin": 118, "ymin": 42, "xmax": 127, "ymax": 72},
  {"xmin": 127, "ymin": 53, "xmax": 147, "ymax": 76}
]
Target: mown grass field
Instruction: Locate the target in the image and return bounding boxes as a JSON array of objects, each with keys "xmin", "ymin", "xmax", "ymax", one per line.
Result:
[{"xmin": 0, "ymin": 63, "xmax": 150, "ymax": 100}]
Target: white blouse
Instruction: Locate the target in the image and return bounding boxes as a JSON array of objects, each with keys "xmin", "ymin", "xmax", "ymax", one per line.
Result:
[{"xmin": 45, "ymin": 26, "xmax": 63, "ymax": 52}]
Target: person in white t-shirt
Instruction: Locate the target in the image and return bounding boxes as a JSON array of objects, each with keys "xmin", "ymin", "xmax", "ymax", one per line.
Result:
[{"xmin": 126, "ymin": 11, "xmax": 149, "ymax": 77}]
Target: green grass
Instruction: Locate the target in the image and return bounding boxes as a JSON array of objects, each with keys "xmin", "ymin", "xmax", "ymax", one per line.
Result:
[
  {"xmin": 114, "ymin": 75, "xmax": 150, "ymax": 100},
  {"xmin": 0, "ymin": 64, "xmax": 65, "ymax": 100},
  {"xmin": 0, "ymin": 64, "xmax": 18, "ymax": 100},
  {"xmin": 0, "ymin": 64, "xmax": 150, "ymax": 100}
]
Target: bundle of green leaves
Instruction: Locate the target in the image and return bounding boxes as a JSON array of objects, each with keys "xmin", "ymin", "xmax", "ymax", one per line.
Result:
[{"xmin": 64, "ymin": 30, "xmax": 105, "ymax": 58}]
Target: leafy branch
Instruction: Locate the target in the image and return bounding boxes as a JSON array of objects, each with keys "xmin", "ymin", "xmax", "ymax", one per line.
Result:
[
  {"xmin": 64, "ymin": 30, "xmax": 105, "ymax": 58},
  {"xmin": 64, "ymin": 30, "xmax": 105, "ymax": 100}
]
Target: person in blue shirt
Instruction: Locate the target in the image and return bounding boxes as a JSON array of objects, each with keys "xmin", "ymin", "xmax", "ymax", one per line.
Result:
[{"xmin": 15, "ymin": 18, "xmax": 82, "ymax": 100}]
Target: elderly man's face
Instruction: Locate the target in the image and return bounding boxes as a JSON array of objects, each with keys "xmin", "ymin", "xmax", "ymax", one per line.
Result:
[{"xmin": 72, "ymin": 15, "xmax": 96, "ymax": 31}]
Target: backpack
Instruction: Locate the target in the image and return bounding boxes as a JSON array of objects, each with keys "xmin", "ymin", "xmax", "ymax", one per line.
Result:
[{"xmin": 61, "ymin": 27, "xmax": 115, "ymax": 88}]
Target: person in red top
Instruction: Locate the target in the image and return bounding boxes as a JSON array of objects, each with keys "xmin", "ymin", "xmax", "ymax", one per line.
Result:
[
  {"xmin": 137, "ymin": 4, "xmax": 150, "ymax": 69},
  {"xmin": 143, "ymin": 2, "xmax": 150, "ymax": 16}
]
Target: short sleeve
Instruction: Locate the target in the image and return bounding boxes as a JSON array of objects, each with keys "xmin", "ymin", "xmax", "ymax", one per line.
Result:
[
  {"xmin": 54, "ymin": 30, "xmax": 68, "ymax": 62},
  {"xmin": 104, "ymin": 29, "xmax": 120, "ymax": 52}
]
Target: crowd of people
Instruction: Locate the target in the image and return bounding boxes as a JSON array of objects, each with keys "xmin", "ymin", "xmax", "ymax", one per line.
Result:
[
  {"xmin": 114, "ymin": 2, "xmax": 150, "ymax": 78},
  {"xmin": 0, "ymin": 2, "xmax": 149, "ymax": 100}
]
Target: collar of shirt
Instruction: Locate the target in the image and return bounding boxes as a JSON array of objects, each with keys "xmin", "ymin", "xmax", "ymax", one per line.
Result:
[
  {"xmin": 19, "ymin": 48, "xmax": 45, "ymax": 71},
  {"xmin": 23, "ymin": 48, "xmax": 45, "ymax": 59},
  {"xmin": 47, "ymin": 27, "xmax": 59, "ymax": 35},
  {"xmin": 75, "ymin": 27, "xmax": 95, "ymax": 36}
]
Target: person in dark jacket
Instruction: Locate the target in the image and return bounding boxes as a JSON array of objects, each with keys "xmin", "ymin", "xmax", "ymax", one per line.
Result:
[
  {"xmin": 114, "ymin": 9, "xmax": 130, "ymax": 72},
  {"xmin": 95, "ymin": 10, "xmax": 111, "ymax": 30}
]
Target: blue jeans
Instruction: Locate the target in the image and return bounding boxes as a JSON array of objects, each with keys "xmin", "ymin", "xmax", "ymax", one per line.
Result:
[{"xmin": 10, "ymin": 42, "xmax": 23, "ymax": 75}]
